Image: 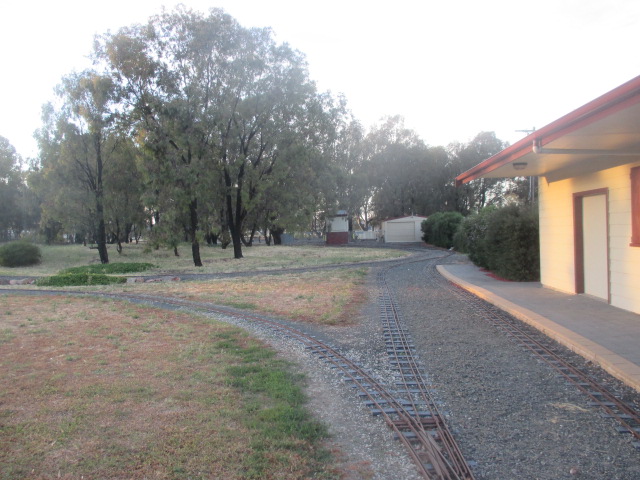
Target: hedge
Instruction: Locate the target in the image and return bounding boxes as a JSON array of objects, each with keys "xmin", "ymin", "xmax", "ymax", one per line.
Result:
[
  {"xmin": 454, "ymin": 205, "xmax": 540, "ymax": 281},
  {"xmin": 421, "ymin": 212, "xmax": 464, "ymax": 249}
]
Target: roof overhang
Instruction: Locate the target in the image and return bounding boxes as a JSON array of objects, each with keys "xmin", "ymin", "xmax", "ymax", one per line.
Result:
[{"xmin": 456, "ymin": 75, "xmax": 640, "ymax": 185}]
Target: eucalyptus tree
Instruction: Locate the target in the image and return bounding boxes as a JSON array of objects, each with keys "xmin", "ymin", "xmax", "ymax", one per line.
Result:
[
  {"xmin": 102, "ymin": 136, "xmax": 147, "ymax": 252},
  {"xmin": 448, "ymin": 131, "xmax": 509, "ymax": 214},
  {"xmin": 34, "ymin": 72, "xmax": 120, "ymax": 262},
  {"xmin": 365, "ymin": 116, "xmax": 435, "ymax": 220},
  {"xmin": 0, "ymin": 136, "xmax": 25, "ymax": 240},
  {"xmin": 98, "ymin": 7, "xmax": 331, "ymax": 260}
]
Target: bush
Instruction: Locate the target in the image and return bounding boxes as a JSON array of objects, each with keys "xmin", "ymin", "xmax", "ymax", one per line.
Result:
[
  {"xmin": 36, "ymin": 273, "xmax": 127, "ymax": 287},
  {"xmin": 0, "ymin": 241, "xmax": 42, "ymax": 267},
  {"xmin": 421, "ymin": 212, "xmax": 464, "ymax": 248},
  {"xmin": 455, "ymin": 204, "xmax": 540, "ymax": 281},
  {"xmin": 453, "ymin": 207, "xmax": 496, "ymax": 268},
  {"xmin": 484, "ymin": 205, "xmax": 540, "ymax": 281},
  {"xmin": 60, "ymin": 262, "xmax": 154, "ymax": 275}
]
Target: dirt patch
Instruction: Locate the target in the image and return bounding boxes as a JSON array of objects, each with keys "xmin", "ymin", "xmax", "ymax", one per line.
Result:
[{"xmin": 124, "ymin": 269, "xmax": 369, "ymax": 326}]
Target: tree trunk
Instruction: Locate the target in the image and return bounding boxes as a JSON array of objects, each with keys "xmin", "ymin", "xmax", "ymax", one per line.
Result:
[
  {"xmin": 115, "ymin": 219, "xmax": 123, "ymax": 254},
  {"xmin": 189, "ymin": 199, "xmax": 203, "ymax": 267},
  {"xmin": 224, "ymin": 167, "xmax": 244, "ymax": 259},
  {"xmin": 241, "ymin": 224, "xmax": 256, "ymax": 247},
  {"xmin": 96, "ymin": 202, "xmax": 109, "ymax": 264},
  {"xmin": 271, "ymin": 227, "xmax": 284, "ymax": 245},
  {"xmin": 94, "ymin": 134, "xmax": 109, "ymax": 264}
]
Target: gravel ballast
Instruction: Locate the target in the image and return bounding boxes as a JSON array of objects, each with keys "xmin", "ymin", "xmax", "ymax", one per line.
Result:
[{"xmin": 201, "ymin": 248, "xmax": 640, "ymax": 479}]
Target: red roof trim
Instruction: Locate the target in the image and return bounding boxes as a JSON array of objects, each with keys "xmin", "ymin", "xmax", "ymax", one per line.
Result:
[{"xmin": 455, "ymin": 74, "xmax": 640, "ymax": 186}]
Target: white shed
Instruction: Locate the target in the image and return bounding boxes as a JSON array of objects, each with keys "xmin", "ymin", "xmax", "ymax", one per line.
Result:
[{"xmin": 382, "ymin": 215, "xmax": 427, "ymax": 243}]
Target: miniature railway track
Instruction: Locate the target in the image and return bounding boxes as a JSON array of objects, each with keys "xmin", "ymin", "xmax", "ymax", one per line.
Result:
[
  {"xmin": 115, "ymin": 289, "xmax": 475, "ymax": 479},
  {"xmin": 421, "ymin": 261, "xmax": 640, "ymax": 451},
  {"xmin": 377, "ymin": 266, "xmax": 476, "ymax": 479},
  {"xmin": 0, "ymin": 255, "xmax": 475, "ymax": 480}
]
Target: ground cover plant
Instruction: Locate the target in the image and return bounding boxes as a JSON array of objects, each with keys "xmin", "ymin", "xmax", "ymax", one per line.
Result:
[
  {"xmin": 60, "ymin": 262, "xmax": 155, "ymax": 275},
  {"xmin": 36, "ymin": 273, "xmax": 128, "ymax": 287},
  {"xmin": 33, "ymin": 263, "xmax": 156, "ymax": 287},
  {"xmin": 0, "ymin": 295, "xmax": 337, "ymax": 479}
]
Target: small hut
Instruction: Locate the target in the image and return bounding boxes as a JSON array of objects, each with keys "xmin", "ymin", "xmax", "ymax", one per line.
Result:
[{"xmin": 326, "ymin": 210, "xmax": 349, "ymax": 245}]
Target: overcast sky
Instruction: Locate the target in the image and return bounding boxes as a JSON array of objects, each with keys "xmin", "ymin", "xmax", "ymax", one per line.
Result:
[{"xmin": 2, "ymin": 0, "xmax": 639, "ymax": 159}]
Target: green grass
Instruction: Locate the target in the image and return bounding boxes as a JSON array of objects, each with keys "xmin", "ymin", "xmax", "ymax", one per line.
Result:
[
  {"xmin": 36, "ymin": 273, "xmax": 127, "ymax": 287},
  {"xmin": 216, "ymin": 333, "xmax": 330, "ymax": 478},
  {"xmin": 60, "ymin": 262, "xmax": 155, "ymax": 275}
]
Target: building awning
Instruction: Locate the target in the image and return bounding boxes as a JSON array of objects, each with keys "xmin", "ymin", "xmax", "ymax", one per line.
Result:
[{"xmin": 456, "ymin": 75, "xmax": 640, "ymax": 185}]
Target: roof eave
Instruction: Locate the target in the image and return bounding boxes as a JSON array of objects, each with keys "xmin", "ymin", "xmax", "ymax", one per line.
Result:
[{"xmin": 455, "ymin": 74, "xmax": 640, "ymax": 186}]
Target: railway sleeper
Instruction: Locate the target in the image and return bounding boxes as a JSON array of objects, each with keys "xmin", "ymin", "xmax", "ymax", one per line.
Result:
[
  {"xmin": 602, "ymin": 413, "xmax": 634, "ymax": 419},
  {"xmin": 615, "ymin": 426, "xmax": 640, "ymax": 434}
]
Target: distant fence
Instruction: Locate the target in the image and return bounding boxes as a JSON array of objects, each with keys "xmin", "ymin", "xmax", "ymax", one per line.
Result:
[{"xmin": 354, "ymin": 230, "xmax": 377, "ymax": 240}]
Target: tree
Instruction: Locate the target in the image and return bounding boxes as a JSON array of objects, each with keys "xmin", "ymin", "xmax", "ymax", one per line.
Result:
[
  {"xmin": 0, "ymin": 137, "xmax": 25, "ymax": 240},
  {"xmin": 34, "ymin": 72, "xmax": 141, "ymax": 262},
  {"xmin": 365, "ymin": 116, "xmax": 438, "ymax": 220},
  {"xmin": 448, "ymin": 131, "xmax": 509, "ymax": 214},
  {"xmin": 102, "ymin": 136, "xmax": 147, "ymax": 252},
  {"xmin": 52, "ymin": 71, "xmax": 119, "ymax": 262},
  {"xmin": 98, "ymin": 7, "xmax": 331, "ymax": 260}
]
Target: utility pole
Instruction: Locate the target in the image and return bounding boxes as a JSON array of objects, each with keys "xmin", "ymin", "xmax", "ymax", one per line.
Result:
[{"xmin": 515, "ymin": 127, "xmax": 537, "ymax": 204}]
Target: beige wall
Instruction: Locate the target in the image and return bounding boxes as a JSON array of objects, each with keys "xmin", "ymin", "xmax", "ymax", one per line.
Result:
[{"xmin": 540, "ymin": 162, "xmax": 640, "ymax": 314}]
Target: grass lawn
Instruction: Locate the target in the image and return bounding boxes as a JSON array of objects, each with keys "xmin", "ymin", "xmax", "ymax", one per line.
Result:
[
  {"xmin": 0, "ymin": 295, "xmax": 339, "ymax": 479},
  {"xmin": 0, "ymin": 242, "xmax": 389, "ymax": 477},
  {"xmin": 0, "ymin": 242, "xmax": 408, "ymax": 277}
]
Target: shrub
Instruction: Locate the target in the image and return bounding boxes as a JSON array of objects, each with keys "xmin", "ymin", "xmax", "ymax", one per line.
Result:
[
  {"xmin": 36, "ymin": 273, "xmax": 127, "ymax": 287},
  {"xmin": 455, "ymin": 204, "xmax": 540, "ymax": 281},
  {"xmin": 421, "ymin": 212, "xmax": 464, "ymax": 248},
  {"xmin": 60, "ymin": 262, "xmax": 154, "ymax": 275},
  {"xmin": 484, "ymin": 204, "xmax": 540, "ymax": 281},
  {"xmin": 453, "ymin": 207, "xmax": 496, "ymax": 268},
  {"xmin": 0, "ymin": 241, "xmax": 42, "ymax": 267}
]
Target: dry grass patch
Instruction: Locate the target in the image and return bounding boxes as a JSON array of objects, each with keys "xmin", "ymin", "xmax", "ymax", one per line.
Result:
[
  {"xmin": 0, "ymin": 243, "xmax": 407, "ymax": 277},
  {"xmin": 0, "ymin": 295, "xmax": 336, "ymax": 479},
  {"xmin": 124, "ymin": 268, "xmax": 369, "ymax": 325}
]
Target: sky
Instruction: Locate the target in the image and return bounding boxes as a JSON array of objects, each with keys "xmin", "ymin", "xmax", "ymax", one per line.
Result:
[{"xmin": 1, "ymin": 0, "xmax": 640, "ymax": 160}]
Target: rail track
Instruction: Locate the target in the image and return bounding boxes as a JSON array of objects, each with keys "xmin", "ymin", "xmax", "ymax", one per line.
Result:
[
  {"xmin": 116, "ymin": 282, "xmax": 475, "ymax": 479},
  {"xmin": 420, "ymin": 260, "xmax": 640, "ymax": 451}
]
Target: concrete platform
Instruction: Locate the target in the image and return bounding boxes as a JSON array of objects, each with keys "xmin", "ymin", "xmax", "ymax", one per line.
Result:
[{"xmin": 437, "ymin": 262, "xmax": 640, "ymax": 393}]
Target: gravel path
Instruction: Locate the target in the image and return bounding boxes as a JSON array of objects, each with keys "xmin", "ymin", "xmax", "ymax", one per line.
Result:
[{"xmin": 227, "ymin": 248, "xmax": 640, "ymax": 479}]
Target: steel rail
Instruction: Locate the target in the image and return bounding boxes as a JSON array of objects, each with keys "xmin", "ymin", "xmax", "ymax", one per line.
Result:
[
  {"xmin": 376, "ymin": 264, "xmax": 475, "ymax": 479},
  {"xmin": 425, "ymin": 264, "xmax": 640, "ymax": 450},
  {"xmin": 118, "ymin": 291, "xmax": 473, "ymax": 479}
]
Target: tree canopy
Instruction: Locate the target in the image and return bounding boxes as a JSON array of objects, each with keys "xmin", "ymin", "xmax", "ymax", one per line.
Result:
[{"xmin": 6, "ymin": 6, "xmax": 532, "ymax": 259}]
